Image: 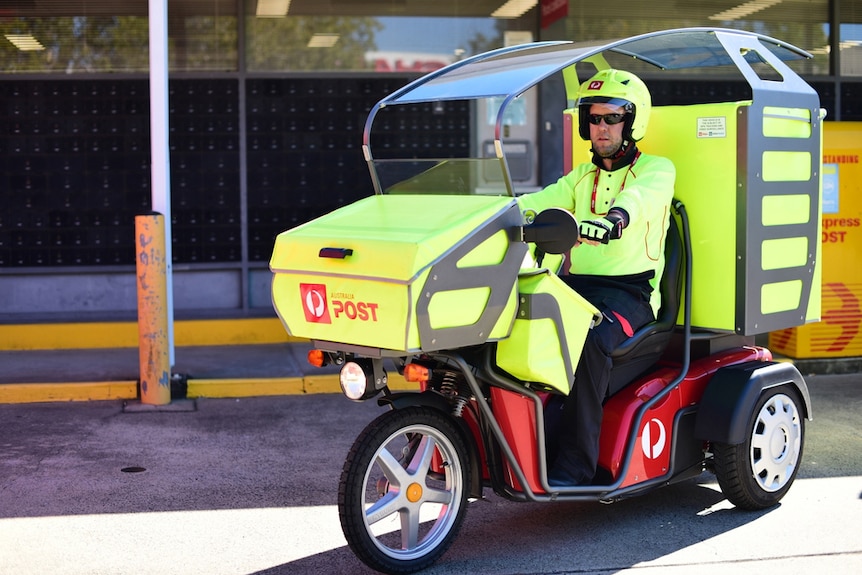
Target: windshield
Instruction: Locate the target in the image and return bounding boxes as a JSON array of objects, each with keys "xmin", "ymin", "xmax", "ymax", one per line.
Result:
[{"xmin": 372, "ymin": 158, "xmax": 510, "ymax": 196}]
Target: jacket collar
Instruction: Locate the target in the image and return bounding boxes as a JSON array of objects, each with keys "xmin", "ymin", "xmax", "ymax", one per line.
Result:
[{"xmin": 591, "ymin": 141, "xmax": 639, "ymax": 172}]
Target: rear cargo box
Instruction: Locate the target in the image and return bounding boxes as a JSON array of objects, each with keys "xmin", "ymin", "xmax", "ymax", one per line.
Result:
[
  {"xmin": 270, "ymin": 194, "xmax": 528, "ymax": 352},
  {"xmin": 643, "ymin": 101, "xmax": 822, "ymax": 334}
]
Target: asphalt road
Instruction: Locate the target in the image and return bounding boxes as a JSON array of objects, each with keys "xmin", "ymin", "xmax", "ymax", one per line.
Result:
[{"xmin": 1, "ymin": 374, "xmax": 860, "ymax": 574}]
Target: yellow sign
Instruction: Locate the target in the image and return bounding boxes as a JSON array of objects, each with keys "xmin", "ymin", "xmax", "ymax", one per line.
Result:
[{"xmin": 771, "ymin": 122, "xmax": 862, "ymax": 357}]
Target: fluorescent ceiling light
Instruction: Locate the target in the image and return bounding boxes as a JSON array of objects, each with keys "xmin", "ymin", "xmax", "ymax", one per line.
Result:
[
  {"xmin": 256, "ymin": 0, "xmax": 291, "ymax": 17},
  {"xmin": 307, "ymin": 34, "xmax": 340, "ymax": 48},
  {"xmin": 5, "ymin": 34, "xmax": 45, "ymax": 51},
  {"xmin": 709, "ymin": 0, "xmax": 782, "ymax": 21},
  {"xmin": 492, "ymin": 0, "xmax": 538, "ymax": 19}
]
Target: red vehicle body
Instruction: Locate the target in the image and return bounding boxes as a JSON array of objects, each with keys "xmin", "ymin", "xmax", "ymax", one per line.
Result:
[{"xmin": 482, "ymin": 345, "xmax": 773, "ymax": 496}]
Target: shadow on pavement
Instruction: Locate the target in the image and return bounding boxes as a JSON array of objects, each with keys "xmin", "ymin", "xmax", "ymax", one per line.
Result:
[{"xmin": 259, "ymin": 475, "xmax": 776, "ymax": 574}]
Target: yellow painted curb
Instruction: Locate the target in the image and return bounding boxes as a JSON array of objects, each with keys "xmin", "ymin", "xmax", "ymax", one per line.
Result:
[
  {"xmin": 0, "ymin": 318, "xmax": 298, "ymax": 351},
  {"xmin": 303, "ymin": 374, "xmax": 343, "ymax": 395},
  {"xmin": 303, "ymin": 374, "xmax": 417, "ymax": 394},
  {"xmin": 387, "ymin": 375, "xmax": 417, "ymax": 392},
  {"xmin": 0, "ymin": 381, "xmax": 138, "ymax": 404},
  {"xmin": 187, "ymin": 377, "xmax": 306, "ymax": 398},
  {"xmin": 0, "ymin": 372, "xmax": 419, "ymax": 404}
]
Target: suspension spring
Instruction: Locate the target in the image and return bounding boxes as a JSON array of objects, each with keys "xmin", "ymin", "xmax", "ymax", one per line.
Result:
[
  {"xmin": 452, "ymin": 396, "xmax": 468, "ymax": 418},
  {"xmin": 438, "ymin": 370, "xmax": 469, "ymax": 417}
]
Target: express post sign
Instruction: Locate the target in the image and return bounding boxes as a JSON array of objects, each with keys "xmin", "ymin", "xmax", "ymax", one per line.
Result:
[{"xmin": 770, "ymin": 122, "xmax": 862, "ymax": 357}]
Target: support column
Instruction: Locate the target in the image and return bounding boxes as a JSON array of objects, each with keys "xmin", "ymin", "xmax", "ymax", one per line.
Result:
[
  {"xmin": 149, "ymin": 0, "xmax": 175, "ymax": 364},
  {"xmin": 136, "ymin": 213, "xmax": 171, "ymax": 406}
]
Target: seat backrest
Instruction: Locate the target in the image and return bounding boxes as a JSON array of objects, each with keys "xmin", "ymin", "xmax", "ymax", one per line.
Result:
[
  {"xmin": 653, "ymin": 213, "xmax": 684, "ymax": 333},
  {"xmin": 607, "ymin": 208, "xmax": 684, "ymax": 395}
]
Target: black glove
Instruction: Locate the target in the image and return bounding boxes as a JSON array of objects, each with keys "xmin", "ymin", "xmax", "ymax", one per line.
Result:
[{"xmin": 579, "ymin": 210, "xmax": 627, "ymax": 244}]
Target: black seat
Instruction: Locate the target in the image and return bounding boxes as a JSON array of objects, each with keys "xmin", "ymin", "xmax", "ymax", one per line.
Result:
[{"xmin": 606, "ymin": 207, "xmax": 685, "ymax": 396}]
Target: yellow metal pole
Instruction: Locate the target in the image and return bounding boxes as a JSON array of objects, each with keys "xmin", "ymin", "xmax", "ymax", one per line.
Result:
[{"xmin": 135, "ymin": 213, "xmax": 171, "ymax": 405}]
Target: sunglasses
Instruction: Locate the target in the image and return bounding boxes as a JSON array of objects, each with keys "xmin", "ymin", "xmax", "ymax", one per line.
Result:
[{"xmin": 587, "ymin": 113, "xmax": 627, "ymax": 126}]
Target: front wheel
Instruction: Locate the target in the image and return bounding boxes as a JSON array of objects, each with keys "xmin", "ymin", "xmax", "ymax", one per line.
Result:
[
  {"xmin": 338, "ymin": 407, "xmax": 471, "ymax": 575},
  {"xmin": 713, "ymin": 385, "xmax": 805, "ymax": 510}
]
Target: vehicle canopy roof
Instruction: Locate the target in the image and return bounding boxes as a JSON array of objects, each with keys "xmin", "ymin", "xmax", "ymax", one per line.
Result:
[
  {"xmin": 371, "ymin": 27, "xmax": 809, "ymax": 104},
  {"xmin": 362, "ymin": 27, "xmax": 814, "ymax": 160}
]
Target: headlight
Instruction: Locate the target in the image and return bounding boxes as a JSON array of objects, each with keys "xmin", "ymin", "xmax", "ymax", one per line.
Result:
[
  {"xmin": 340, "ymin": 361, "xmax": 369, "ymax": 400},
  {"xmin": 339, "ymin": 359, "xmax": 387, "ymax": 401}
]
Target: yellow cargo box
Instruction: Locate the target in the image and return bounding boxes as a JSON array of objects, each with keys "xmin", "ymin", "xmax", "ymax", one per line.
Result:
[
  {"xmin": 270, "ymin": 194, "xmax": 527, "ymax": 352},
  {"xmin": 643, "ymin": 101, "xmax": 822, "ymax": 334}
]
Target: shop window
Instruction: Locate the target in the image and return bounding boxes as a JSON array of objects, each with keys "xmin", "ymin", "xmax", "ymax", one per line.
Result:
[
  {"xmin": 544, "ymin": 1, "xmax": 830, "ymax": 77},
  {"xmin": 0, "ymin": 1, "xmax": 237, "ymax": 73},
  {"xmin": 839, "ymin": 0, "xmax": 862, "ymax": 77},
  {"xmin": 243, "ymin": 0, "xmax": 530, "ymax": 73}
]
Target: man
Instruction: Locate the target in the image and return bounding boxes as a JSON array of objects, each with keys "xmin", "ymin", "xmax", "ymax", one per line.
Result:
[{"xmin": 517, "ymin": 68, "xmax": 675, "ymax": 486}]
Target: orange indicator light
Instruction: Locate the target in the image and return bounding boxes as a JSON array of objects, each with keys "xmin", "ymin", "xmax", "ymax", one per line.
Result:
[
  {"xmin": 403, "ymin": 363, "xmax": 430, "ymax": 383},
  {"xmin": 307, "ymin": 349, "xmax": 326, "ymax": 367}
]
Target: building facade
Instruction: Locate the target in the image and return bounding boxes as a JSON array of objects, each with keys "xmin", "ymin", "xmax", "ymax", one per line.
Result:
[{"xmin": 1, "ymin": 1, "xmax": 860, "ymax": 324}]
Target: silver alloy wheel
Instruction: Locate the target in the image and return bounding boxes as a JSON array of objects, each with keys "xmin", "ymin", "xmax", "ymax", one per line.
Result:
[
  {"xmin": 362, "ymin": 423, "xmax": 465, "ymax": 560},
  {"xmin": 749, "ymin": 392, "xmax": 801, "ymax": 492},
  {"xmin": 339, "ymin": 407, "xmax": 470, "ymax": 574}
]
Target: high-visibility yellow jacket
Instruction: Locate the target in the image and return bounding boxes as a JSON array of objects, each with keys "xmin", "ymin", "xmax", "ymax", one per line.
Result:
[{"xmin": 518, "ymin": 151, "xmax": 676, "ymax": 317}]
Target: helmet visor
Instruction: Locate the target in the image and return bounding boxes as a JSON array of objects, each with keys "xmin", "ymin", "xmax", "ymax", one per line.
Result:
[{"xmin": 578, "ymin": 96, "xmax": 634, "ymax": 113}]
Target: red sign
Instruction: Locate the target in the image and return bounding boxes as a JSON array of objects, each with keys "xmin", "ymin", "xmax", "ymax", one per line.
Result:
[
  {"xmin": 300, "ymin": 283, "xmax": 331, "ymax": 324},
  {"xmin": 299, "ymin": 283, "xmax": 381, "ymax": 324},
  {"xmin": 373, "ymin": 58, "xmax": 448, "ymax": 73},
  {"xmin": 541, "ymin": 0, "xmax": 569, "ymax": 29}
]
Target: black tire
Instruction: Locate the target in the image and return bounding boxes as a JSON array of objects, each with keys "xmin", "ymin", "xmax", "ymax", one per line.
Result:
[
  {"xmin": 713, "ymin": 385, "xmax": 805, "ymax": 510},
  {"xmin": 338, "ymin": 407, "xmax": 471, "ymax": 575}
]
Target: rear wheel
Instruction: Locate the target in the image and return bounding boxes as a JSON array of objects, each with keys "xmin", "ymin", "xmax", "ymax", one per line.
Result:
[
  {"xmin": 338, "ymin": 407, "xmax": 470, "ymax": 575},
  {"xmin": 713, "ymin": 385, "xmax": 804, "ymax": 510}
]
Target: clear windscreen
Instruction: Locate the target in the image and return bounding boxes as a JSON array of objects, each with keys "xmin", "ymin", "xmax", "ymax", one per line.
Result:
[{"xmin": 372, "ymin": 158, "xmax": 511, "ymax": 196}]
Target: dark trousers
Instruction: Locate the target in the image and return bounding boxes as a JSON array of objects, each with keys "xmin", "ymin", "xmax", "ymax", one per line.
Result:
[{"xmin": 548, "ymin": 283, "xmax": 654, "ymax": 484}]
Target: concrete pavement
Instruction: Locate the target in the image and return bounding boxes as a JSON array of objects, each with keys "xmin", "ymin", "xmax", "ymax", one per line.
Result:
[{"xmin": 0, "ymin": 373, "xmax": 860, "ymax": 574}]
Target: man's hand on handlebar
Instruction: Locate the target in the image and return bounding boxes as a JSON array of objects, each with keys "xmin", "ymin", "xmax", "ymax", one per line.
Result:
[{"xmin": 578, "ymin": 209, "xmax": 628, "ymax": 245}]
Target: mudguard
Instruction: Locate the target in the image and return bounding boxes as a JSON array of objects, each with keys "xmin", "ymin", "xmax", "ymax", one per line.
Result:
[
  {"xmin": 378, "ymin": 390, "xmax": 453, "ymax": 413},
  {"xmin": 694, "ymin": 360, "xmax": 813, "ymax": 445},
  {"xmin": 378, "ymin": 391, "xmax": 484, "ymax": 498}
]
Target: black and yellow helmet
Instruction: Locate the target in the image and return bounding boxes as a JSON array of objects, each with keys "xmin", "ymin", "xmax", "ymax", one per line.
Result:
[{"xmin": 576, "ymin": 68, "xmax": 651, "ymax": 142}]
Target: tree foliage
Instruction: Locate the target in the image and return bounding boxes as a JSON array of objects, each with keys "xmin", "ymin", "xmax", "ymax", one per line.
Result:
[
  {"xmin": 0, "ymin": 15, "xmax": 237, "ymax": 73},
  {"xmin": 245, "ymin": 16, "xmax": 381, "ymax": 71}
]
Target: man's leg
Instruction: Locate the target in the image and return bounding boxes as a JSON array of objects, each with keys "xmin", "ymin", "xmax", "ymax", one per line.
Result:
[
  {"xmin": 548, "ymin": 293, "xmax": 654, "ymax": 485},
  {"xmin": 549, "ymin": 322, "xmax": 617, "ymax": 485}
]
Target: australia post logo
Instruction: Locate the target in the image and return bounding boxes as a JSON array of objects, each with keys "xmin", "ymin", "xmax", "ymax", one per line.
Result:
[
  {"xmin": 299, "ymin": 283, "xmax": 379, "ymax": 324},
  {"xmin": 587, "ymin": 80, "xmax": 604, "ymax": 90},
  {"xmin": 300, "ymin": 283, "xmax": 331, "ymax": 323}
]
